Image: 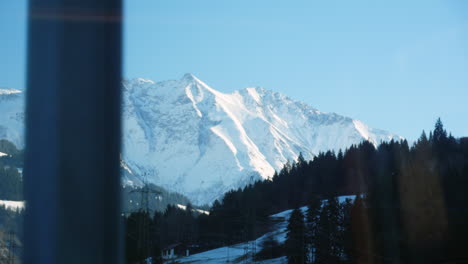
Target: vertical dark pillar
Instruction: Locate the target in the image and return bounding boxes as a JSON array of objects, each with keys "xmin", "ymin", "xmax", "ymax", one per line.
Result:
[{"xmin": 24, "ymin": 0, "xmax": 123, "ymax": 263}]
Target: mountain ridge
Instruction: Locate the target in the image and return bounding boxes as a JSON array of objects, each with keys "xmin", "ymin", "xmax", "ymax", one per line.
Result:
[
  {"xmin": 121, "ymin": 74, "xmax": 402, "ymax": 204},
  {"xmin": 0, "ymin": 74, "xmax": 402, "ymax": 205}
]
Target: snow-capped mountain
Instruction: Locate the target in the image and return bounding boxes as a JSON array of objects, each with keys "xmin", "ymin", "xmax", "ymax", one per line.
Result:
[
  {"xmin": 121, "ymin": 74, "xmax": 401, "ymax": 204},
  {"xmin": 0, "ymin": 74, "xmax": 402, "ymax": 205},
  {"xmin": 0, "ymin": 89, "xmax": 24, "ymax": 149}
]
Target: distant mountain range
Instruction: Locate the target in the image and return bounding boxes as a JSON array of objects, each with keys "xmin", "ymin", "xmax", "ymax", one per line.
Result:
[{"xmin": 0, "ymin": 74, "xmax": 402, "ymax": 205}]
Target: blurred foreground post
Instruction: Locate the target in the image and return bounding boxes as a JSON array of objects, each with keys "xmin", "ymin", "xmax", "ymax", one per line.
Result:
[{"xmin": 24, "ymin": 0, "xmax": 123, "ymax": 263}]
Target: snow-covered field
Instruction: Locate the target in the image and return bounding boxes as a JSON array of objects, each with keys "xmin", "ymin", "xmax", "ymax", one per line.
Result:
[
  {"xmin": 0, "ymin": 200, "xmax": 25, "ymax": 212},
  {"xmin": 175, "ymin": 207, "xmax": 296, "ymax": 264},
  {"xmin": 176, "ymin": 195, "xmax": 355, "ymax": 264}
]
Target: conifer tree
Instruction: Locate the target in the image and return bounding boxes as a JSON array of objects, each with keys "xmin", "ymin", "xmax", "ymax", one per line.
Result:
[
  {"xmin": 305, "ymin": 196, "xmax": 321, "ymax": 263},
  {"xmin": 286, "ymin": 208, "xmax": 307, "ymax": 264},
  {"xmin": 315, "ymin": 204, "xmax": 331, "ymax": 264},
  {"xmin": 298, "ymin": 152, "xmax": 306, "ymax": 166},
  {"xmin": 433, "ymin": 118, "xmax": 447, "ymax": 143},
  {"xmin": 341, "ymin": 198, "xmax": 354, "ymax": 264},
  {"xmin": 315, "ymin": 198, "xmax": 341, "ymax": 264}
]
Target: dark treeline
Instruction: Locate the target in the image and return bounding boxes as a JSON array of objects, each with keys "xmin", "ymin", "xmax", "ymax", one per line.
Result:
[
  {"xmin": 124, "ymin": 204, "xmax": 199, "ymax": 264},
  {"xmin": 125, "ymin": 119, "xmax": 468, "ymax": 263},
  {"xmin": 0, "ymin": 140, "xmax": 24, "ymax": 261},
  {"xmin": 282, "ymin": 197, "xmax": 354, "ymax": 264},
  {"xmin": 122, "ymin": 184, "xmax": 193, "ymax": 213},
  {"xmin": 0, "ymin": 205, "xmax": 23, "ymax": 242},
  {"xmin": 0, "ymin": 139, "xmax": 23, "ymax": 201}
]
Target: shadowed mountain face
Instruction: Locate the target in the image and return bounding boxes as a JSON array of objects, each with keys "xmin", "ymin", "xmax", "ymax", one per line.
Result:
[{"xmin": 0, "ymin": 74, "xmax": 401, "ymax": 205}]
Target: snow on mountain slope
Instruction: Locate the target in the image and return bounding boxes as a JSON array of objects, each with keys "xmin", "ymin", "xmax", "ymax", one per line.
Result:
[
  {"xmin": 0, "ymin": 75, "xmax": 402, "ymax": 205},
  {"xmin": 0, "ymin": 89, "xmax": 24, "ymax": 149},
  {"xmin": 122, "ymin": 74, "xmax": 401, "ymax": 205}
]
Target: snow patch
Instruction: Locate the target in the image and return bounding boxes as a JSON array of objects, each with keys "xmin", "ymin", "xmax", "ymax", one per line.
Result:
[
  {"xmin": 121, "ymin": 160, "xmax": 133, "ymax": 175},
  {"xmin": 185, "ymin": 84, "xmax": 203, "ymax": 118},
  {"xmin": 353, "ymin": 120, "xmax": 371, "ymax": 142},
  {"xmin": 0, "ymin": 89, "xmax": 22, "ymax": 95},
  {"xmin": 246, "ymin": 87, "xmax": 262, "ymax": 104},
  {"xmin": 176, "ymin": 204, "xmax": 210, "ymax": 215},
  {"xmin": 0, "ymin": 200, "xmax": 24, "ymax": 212}
]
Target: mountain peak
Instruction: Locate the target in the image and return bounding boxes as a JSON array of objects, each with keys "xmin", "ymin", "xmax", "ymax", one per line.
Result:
[
  {"xmin": 0, "ymin": 89, "xmax": 22, "ymax": 96},
  {"xmin": 181, "ymin": 73, "xmax": 198, "ymax": 82},
  {"xmin": 134, "ymin": 78, "xmax": 154, "ymax": 84},
  {"xmin": 0, "ymin": 75, "xmax": 402, "ymax": 205}
]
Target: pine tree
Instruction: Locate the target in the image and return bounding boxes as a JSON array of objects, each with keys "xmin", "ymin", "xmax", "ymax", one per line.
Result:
[
  {"xmin": 305, "ymin": 196, "xmax": 321, "ymax": 263},
  {"xmin": 298, "ymin": 152, "xmax": 306, "ymax": 166},
  {"xmin": 341, "ymin": 198, "xmax": 354, "ymax": 264},
  {"xmin": 255, "ymin": 233, "xmax": 282, "ymax": 261},
  {"xmin": 433, "ymin": 118, "xmax": 447, "ymax": 143},
  {"xmin": 419, "ymin": 130, "xmax": 428, "ymax": 144},
  {"xmin": 286, "ymin": 208, "xmax": 307, "ymax": 264},
  {"xmin": 315, "ymin": 198, "xmax": 341, "ymax": 264},
  {"xmin": 315, "ymin": 204, "xmax": 331, "ymax": 264},
  {"xmin": 125, "ymin": 211, "xmax": 157, "ymax": 263},
  {"xmin": 328, "ymin": 198, "xmax": 343, "ymax": 263},
  {"xmin": 347, "ymin": 195, "xmax": 372, "ymax": 264}
]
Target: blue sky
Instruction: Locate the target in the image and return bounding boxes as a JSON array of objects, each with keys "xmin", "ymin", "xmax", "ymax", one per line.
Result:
[{"xmin": 1, "ymin": 0, "xmax": 467, "ymax": 141}]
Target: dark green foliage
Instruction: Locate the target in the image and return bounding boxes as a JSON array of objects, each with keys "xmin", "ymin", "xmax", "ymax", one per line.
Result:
[
  {"xmin": 122, "ymin": 184, "xmax": 192, "ymax": 213},
  {"xmin": 0, "ymin": 166, "xmax": 22, "ymax": 200},
  {"xmin": 125, "ymin": 211, "xmax": 162, "ymax": 264},
  {"xmin": 124, "ymin": 203, "xmax": 199, "ymax": 263},
  {"xmin": 285, "ymin": 208, "xmax": 307, "ymax": 264},
  {"xmin": 0, "ymin": 205, "xmax": 23, "ymax": 236},
  {"xmin": 160, "ymin": 204, "xmax": 197, "ymax": 246},
  {"xmin": 2, "ymin": 119, "xmax": 467, "ymax": 264},
  {"xmin": 0, "ymin": 139, "xmax": 23, "ymax": 200},
  {"xmin": 0, "ymin": 140, "xmax": 24, "ymax": 261},
  {"xmin": 315, "ymin": 198, "xmax": 342, "ymax": 264},
  {"xmin": 254, "ymin": 233, "xmax": 284, "ymax": 261},
  {"xmin": 346, "ymin": 119, "xmax": 468, "ymax": 264},
  {"xmin": 341, "ymin": 199, "xmax": 354, "ymax": 264},
  {"xmin": 433, "ymin": 118, "xmax": 447, "ymax": 143},
  {"xmin": 187, "ymin": 118, "xmax": 468, "ymax": 263},
  {"xmin": 305, "ymin": 196, "xmax": 321, "ymax": 262},
  {"xmin": 0, "ymin": 139, "xmax": 21, "ymax": 157}
]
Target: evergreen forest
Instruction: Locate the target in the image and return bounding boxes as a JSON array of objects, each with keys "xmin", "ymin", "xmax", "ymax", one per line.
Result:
[{"xmin": 124, "ymin": 119, "xmax": 468, "ymax": 264}]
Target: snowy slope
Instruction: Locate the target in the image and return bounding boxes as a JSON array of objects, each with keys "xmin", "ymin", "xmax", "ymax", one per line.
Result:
[
  {"xmin": 0, "ymin": 89, "xmax": 24, "ymax": 149},
  {"xmin": 0, "ymin": 75, "xmax": 401, "ymax": 205},
  {"xmin": 177, "ymin": 196, "xmax": 355, "ymax": 264},
  {"xmin": 176, "ymin": 207, "xmax": 292, "ymax": 264}
]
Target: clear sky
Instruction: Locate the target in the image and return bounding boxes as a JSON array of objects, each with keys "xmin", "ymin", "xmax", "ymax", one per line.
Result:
[{"xmin": 1, "ymin": 0, "xmax": 467, "ymax": 141}]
